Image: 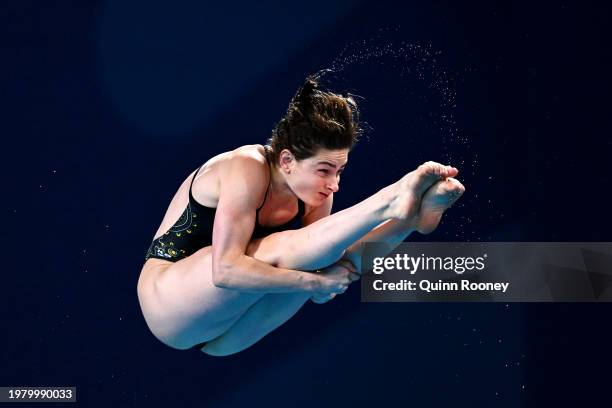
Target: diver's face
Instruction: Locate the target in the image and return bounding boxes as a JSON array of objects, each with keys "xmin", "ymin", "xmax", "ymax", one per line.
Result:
[{"xmin": 285, "ymin": 148, "xmax": 349, "ymax": 206}]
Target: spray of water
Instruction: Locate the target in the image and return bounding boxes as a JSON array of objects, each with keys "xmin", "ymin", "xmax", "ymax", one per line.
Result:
[{"xmin": 312, "ymin": 28, "xmax": 479, "ymax": 240}]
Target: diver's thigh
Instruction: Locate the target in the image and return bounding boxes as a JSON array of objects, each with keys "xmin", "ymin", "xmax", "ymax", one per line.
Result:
[{"xmin": 202, "ymin": 292, "xmax": 311, "ymax": 355}]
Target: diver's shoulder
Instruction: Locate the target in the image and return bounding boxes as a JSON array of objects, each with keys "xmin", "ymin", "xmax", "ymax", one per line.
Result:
[
  {"xmin": 202, "ymin": 144, "xmax": 266, "ymax": 168},
  {"xmin": 188, "ymin": 145, "xmax": 267, "ymax": 206},
  {"xmin": 230, "ymin": 144, "xmax": 267, "ymax": 164},
  {"xmin": 215, "ymin": 144, "xmax": 268, "ymax": 179}
]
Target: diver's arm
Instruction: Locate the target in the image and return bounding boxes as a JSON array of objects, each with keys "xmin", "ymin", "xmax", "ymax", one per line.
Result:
[{"xmin": 211, "ymin": 154, "xmax": 322, "ymax": 293}]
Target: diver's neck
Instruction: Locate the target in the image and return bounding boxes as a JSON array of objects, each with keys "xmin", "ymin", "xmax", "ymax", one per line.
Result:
[{"xmin": 268, "ymin": 164, "xmax": 296, "ymax": 201}]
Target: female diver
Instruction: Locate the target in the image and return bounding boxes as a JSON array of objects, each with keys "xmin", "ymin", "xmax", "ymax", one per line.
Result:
[{"xmin": 137, "ymin": 75, "xmax": 465, "ymax": 356}]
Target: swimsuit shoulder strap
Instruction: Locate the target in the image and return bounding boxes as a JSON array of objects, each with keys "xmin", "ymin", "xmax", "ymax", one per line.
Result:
[{"xmin": 189, "ymin": 164, "xmax": 204, "ymax": 201}]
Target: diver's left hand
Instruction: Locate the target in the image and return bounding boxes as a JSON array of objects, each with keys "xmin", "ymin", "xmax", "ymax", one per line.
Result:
[{"xmin": 310, "ymin": 259, "xmax": 359, "ymax": 304}]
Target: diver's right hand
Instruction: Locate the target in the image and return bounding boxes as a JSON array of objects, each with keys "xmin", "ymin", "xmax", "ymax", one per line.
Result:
[{"xmin": 315, "ymin": 260, "xmax": 360, "ymax": 295}]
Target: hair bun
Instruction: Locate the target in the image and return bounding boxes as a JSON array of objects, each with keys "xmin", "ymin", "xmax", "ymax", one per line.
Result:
[
  {"xmin": 296, "ymin": 76, "xmax": 319, "ymax": 110},
  {"xmin": 266, "ymin": 71, "xmax": 360, "ymax": 164}
]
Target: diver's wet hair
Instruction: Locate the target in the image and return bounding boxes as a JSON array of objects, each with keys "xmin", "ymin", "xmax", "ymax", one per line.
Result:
[{"xmin": 266, "ymin": 73, "xmax": 361, "ymax": 165}]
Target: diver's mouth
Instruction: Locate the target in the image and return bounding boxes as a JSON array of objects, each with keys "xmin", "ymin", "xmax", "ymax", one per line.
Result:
[{"xmin": 319, "ymin": 192, "xmax": 329, "ymax": 198}]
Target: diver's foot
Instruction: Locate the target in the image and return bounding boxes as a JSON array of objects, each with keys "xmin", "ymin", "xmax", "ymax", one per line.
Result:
[
  {"xmin": 415, "ymin": 177, "xmax": 465, "ymax": 234},
  {"xmin": 386, "ymin": 162, "xmax": 458, "ymax": 221}
]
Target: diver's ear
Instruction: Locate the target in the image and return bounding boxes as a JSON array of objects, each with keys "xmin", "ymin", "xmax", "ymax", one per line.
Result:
[{"xmin": 279, "ymin": 149, "xmax": 295, "ymax": 174}]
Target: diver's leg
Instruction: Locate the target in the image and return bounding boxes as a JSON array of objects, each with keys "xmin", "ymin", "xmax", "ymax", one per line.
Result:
[
  {"xmin": 342, "ymin": 177, "xmax": 467, "ymax": 270},
  {"xmin": 200, "ymin": 177, "xmax": 466, "ymax": 356},
  {"xmin": 313, "ymin": 177, "xmax": 466, "ymax": 303}
]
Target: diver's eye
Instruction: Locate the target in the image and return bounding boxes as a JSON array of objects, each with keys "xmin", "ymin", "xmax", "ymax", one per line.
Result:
[{"xmin": 318, "ymin": 169, "xmax": 330, "ymax": 175}]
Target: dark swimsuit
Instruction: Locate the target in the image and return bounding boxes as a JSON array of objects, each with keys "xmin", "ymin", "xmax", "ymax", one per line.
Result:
[{"xmin": 144, "ymin": 151, "xmax": 305, "ymax": 350}]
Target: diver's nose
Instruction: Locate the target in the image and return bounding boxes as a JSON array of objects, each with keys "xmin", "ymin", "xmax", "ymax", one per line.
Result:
[{"xmin": 328, "ymin": 178, "xmax": 339, "ymax": 193}]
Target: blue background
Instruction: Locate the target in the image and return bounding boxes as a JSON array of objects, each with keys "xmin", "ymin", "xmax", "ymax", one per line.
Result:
[{"xmin": 2, "ymin": 1, "xmax": 611, "ymax": 407}]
